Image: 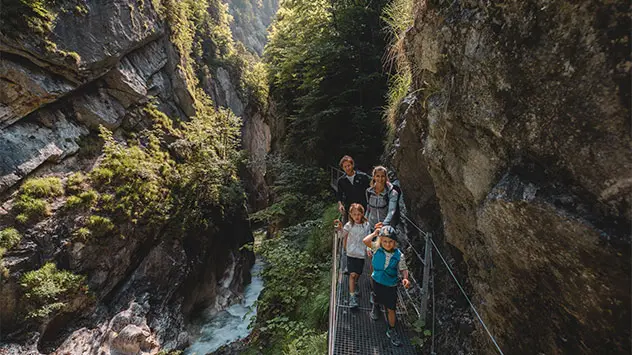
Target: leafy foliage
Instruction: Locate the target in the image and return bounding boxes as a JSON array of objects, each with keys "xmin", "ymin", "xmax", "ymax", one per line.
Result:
[
  {"xmin": 249, "ymin": 156, "xmax": 330, "ymax": 227},
  {"xmin": 20, "ymin": 262, "xmax": 89, "ymax": 320},
  {"xmin": 90, "ymin": 127, "xmax": 173, "ymax": 225},
  {"xmin": 12, "ymin": 176, "xmax": 65, "ymax": 224},
  {"xmin": 265, "ymin": 0, "xmax": 390, "ymax": 169},
  {"xmin": 251, "ymin": 205, "xmax": 337, "ymax": 354}
]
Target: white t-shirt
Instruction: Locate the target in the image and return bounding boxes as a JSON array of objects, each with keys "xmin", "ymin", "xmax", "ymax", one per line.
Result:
[
  {"xmin": 343, "ymin": 221, "xmax": 371, "ymax": 259},
  {"xmin": 346, "ymin": 173, "xmax": 356, "ymax": 184}
]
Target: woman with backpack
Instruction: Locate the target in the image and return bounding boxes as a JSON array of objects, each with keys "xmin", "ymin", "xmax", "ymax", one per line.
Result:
[{"xmin": 365, "ymin": 166, "xmax": 399, "ymax": 230}]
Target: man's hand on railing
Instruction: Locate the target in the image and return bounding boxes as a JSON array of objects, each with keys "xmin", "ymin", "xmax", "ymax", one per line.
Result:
[{"xmin": 338, "ymin": 202, "xmax": 345, "ymax": 215}]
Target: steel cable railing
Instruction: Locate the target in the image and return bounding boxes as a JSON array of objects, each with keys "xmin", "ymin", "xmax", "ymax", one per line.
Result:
[{"xmin": 329, "ymin": 165, "xmax": 504, "ymax": 355}]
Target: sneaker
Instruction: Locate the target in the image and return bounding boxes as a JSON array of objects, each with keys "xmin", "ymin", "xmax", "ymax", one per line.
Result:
[
  {"xmin": 386, "ymin": 328, "xmax": 402, "ymax": 347},
  {"xmin": 370, "ymin": 305, "xmax": 379, "ymax": 320},
  {"xmin": 349, "ymin": 295, "xmax": 359, "ymax": 309}
]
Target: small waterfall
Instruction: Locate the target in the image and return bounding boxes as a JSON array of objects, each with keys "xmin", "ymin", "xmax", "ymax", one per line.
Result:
[{"xmin": 185, "ymin": 258, "xmax": 265, "ymax": 355}]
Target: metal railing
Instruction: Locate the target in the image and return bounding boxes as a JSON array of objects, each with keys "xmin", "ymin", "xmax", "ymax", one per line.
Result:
[
  {"xmin": 327, "ymin": 225, "xmax": 342, "ymax": 354},
  {"xmin": 328, "ymin": 165, "xmax": 505, "ymax": 355}
]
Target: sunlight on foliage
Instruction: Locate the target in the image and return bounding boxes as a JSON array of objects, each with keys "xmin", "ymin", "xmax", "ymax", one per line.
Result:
[{"xmin": 20, "ymin": 262, "xmax": 89, "ymax": 320}]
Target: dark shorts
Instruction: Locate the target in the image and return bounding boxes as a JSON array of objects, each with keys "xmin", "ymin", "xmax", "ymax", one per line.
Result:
[
  {"xmin": 373, "ymin": 279, "xmax": 397, "ymax": 310},
  {"xmin": 347, "ymin": 256, "xmax": 365, "ymax": 275}
]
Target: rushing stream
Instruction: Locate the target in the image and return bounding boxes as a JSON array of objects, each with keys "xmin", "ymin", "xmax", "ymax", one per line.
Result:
[{"xmin": 185, "ymin": 258, "xmax": 265, "ymax": 355}]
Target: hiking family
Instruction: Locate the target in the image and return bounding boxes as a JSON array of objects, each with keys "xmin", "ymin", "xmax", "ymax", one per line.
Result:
[{"xmin": 333, "ymin": 155, "xmax": 409, "ymax": 347}]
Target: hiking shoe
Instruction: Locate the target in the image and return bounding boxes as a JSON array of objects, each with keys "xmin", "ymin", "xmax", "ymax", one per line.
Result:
[
  {"xmin": 386, "ymin": 328, "xmax": 402, "ymax": 347},
  {"xmin": 349, "ymin": 295, "xmax": 359, "ymax": 309},
  {"xmin": 370, "ymin": 305, "xmax": 380, "ymax": 320}
]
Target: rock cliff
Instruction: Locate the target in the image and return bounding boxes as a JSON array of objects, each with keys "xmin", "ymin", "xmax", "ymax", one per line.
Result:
[
  {"xmin": 225, "ymin": 0, "xmax": 279, "ymax": 56},
  {"xmin": 0, "ymin": 0, "xmax": 267, "ymax": 352},
  {"xmin": 389, "ymin": 0, "xmax": 630, "ymax": 353}
]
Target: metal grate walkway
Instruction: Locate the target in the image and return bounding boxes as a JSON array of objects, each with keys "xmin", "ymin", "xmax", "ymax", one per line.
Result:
[{"xmin": 331, "ymin": 252, "xmax": 418, "ymax": 355}]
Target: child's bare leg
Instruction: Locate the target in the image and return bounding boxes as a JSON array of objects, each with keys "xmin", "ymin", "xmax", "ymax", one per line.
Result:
[
  {"xmin": 387, "ymin": 308, "xmax": 396, "ymax": 328},
  {"xmin": 349, "ymin": 273, "xmax": 358, "ymax": 294}
]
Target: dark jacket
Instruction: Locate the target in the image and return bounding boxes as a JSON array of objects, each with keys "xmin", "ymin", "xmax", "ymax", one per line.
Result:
[{"xmin": 336, "ymin": 171, "xmax": 371, "ymax": 211}]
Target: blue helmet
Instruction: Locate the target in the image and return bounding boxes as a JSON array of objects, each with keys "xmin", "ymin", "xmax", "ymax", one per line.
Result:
[{"xmin": 379, "ymin": 225, "xmax": 398, "ymax": 242}]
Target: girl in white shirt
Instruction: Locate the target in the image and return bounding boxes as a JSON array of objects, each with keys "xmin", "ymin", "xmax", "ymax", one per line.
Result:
[{"xmin": 334, "ymin": 203, "xmax": 371, "ymax": 308}]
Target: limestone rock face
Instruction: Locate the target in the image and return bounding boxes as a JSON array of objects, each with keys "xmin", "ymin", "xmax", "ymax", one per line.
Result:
[
  {"xmin": 224, "ymin": 0, "xmax": 280, "ymax": 55},
  {"xmin": 391, "ymin": 1, "xmax": 630, "ymax": 353},
  {"xmin": 0, "ymin": 110, "xmax": 88, "ymax": 193},
  {"xmin": 0, "ymin": 0, "xmax": 259, "ymax": 352}
]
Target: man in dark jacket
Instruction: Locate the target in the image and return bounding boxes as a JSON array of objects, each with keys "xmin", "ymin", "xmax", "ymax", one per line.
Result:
[{"xmin": 336, "ymin": 155, "xmax": 371, "ymax": 220}]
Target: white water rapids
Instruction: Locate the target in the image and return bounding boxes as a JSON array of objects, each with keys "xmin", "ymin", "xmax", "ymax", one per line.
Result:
[{"xmin": 185, "ymin": 258, "xmax": 265, "ymax": 355}]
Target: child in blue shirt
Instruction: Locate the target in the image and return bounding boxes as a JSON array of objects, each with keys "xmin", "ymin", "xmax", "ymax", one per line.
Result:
[{"xmin": 363, "ymin": 225, "xmax": 409, "ymax": 347}]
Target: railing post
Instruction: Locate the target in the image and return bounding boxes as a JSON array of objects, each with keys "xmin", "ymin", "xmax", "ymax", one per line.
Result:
[
  {"xmin": 328, "ymin": 228, "xmax": 339, "ymax": 355},
  {"xmin": 420, "ymin": 233, "xmax": 432, "ymax": 325}
]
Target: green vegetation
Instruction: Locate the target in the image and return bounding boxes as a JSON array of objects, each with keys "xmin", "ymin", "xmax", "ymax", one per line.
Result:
[
  {"xmin": 0, "ymin": 228, "xmax": 22, "ymax": 250},
  {"xmin": 20, "ymin": 262, "xmax": 89, "ymax": 319},
  {"xmin": 65, "ymin": 190, "xmax": 99, "ymax": 210},
  {"xmin": 0, "ymin": 0, "xmax": 88, "ymax": 56},
  {"xmin": 12, "ymin": 177, "xmax": 63, "ymax": 224},
  {"xmin": 0, "ymin": 248, "xmax": 7, "ymax": 278},
  {"xmin": 19, "ymin": 177, "xmax": 64, "ymax": 198},
  {"xmin": 86, "ymin": 215, "xmax": 116, "ymax": 238},
  {"xmin": 66, "ymin": 172, "xmax": 87, "ymax": 195},
  {"xmin": 250, "ymin": 156, "xmax": 330, "ymax": 228},
  {"xmin": 251, "ymin": 205, "xmax": 337, "ymax": 354},
  {"xmin": 382, "ymin": 0, "xmax": 416, "ymax": 140},
  {"xmin": 90, "ymin": 127, "xmax": 173, "ymax": 224},
  {"xmin": 264, "ymin": 0, "xmax": 390, "ymax": 168}
]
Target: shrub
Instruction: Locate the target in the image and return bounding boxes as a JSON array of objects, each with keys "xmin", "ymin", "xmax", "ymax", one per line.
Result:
[
  {"xmin": 90, "ymin": 127, "xmax": 172, "ymax": 225},
  {"xmin": 66, "ymin": 172, "xmax": 87, "ymax": 195},
  {"xmin": 13, "ymin": 195, "xmax": 50, "ymax": 224},
  {"xmin": 253, "ymin": 206, "xmax": 335, "ymax": 353},
  {"xmin": 20, "ymin": 262, "xmax": 89, "ymax": 319},
  {"xmin": 72, "ymin": 227, "xmax": 91, "ymax": 242},
  {"xmin": 284, "ymin": 332, "xmax": 327, "ymax": 355},
  {"xmin": 65, "ymin": 190, "xmax": 99, "ymax": 210},
  {"xmin": 0, "ymin": 247, "xmax": 8, "ymax": 278},
  {"xmin": 0, "ymin": 227, "xmax": 22, "ymax": 249},
  {"xmin": 86, "ymin": 215, "xmax": 115, "ymax": 238},
  {"xmin": 19, "ymin": 177, "xmax": 64, "ymax": 198}
]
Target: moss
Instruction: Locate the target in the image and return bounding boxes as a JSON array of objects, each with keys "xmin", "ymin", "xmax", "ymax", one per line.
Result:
[
  {"xmin": 0, "ymin": 228, "xmax": 22, "ymax": 250},
  {"xmin": 20, "ymin": 262, "xmax": 89, "ymax": 320}
]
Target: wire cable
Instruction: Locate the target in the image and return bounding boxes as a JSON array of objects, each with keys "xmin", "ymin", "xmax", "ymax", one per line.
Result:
[{"xmin": 402, "ymin": 212, "xmax": 505, "ymax": 355}]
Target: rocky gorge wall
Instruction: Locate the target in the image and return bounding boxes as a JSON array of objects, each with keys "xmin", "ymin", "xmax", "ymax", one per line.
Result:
[
  {"xmin": 0, "ymin": 0, "xmax": 271, "ymax": 352},
  {"xmin": 390, "ymin": 0, "xmax": 630, "ymax": 354}
]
